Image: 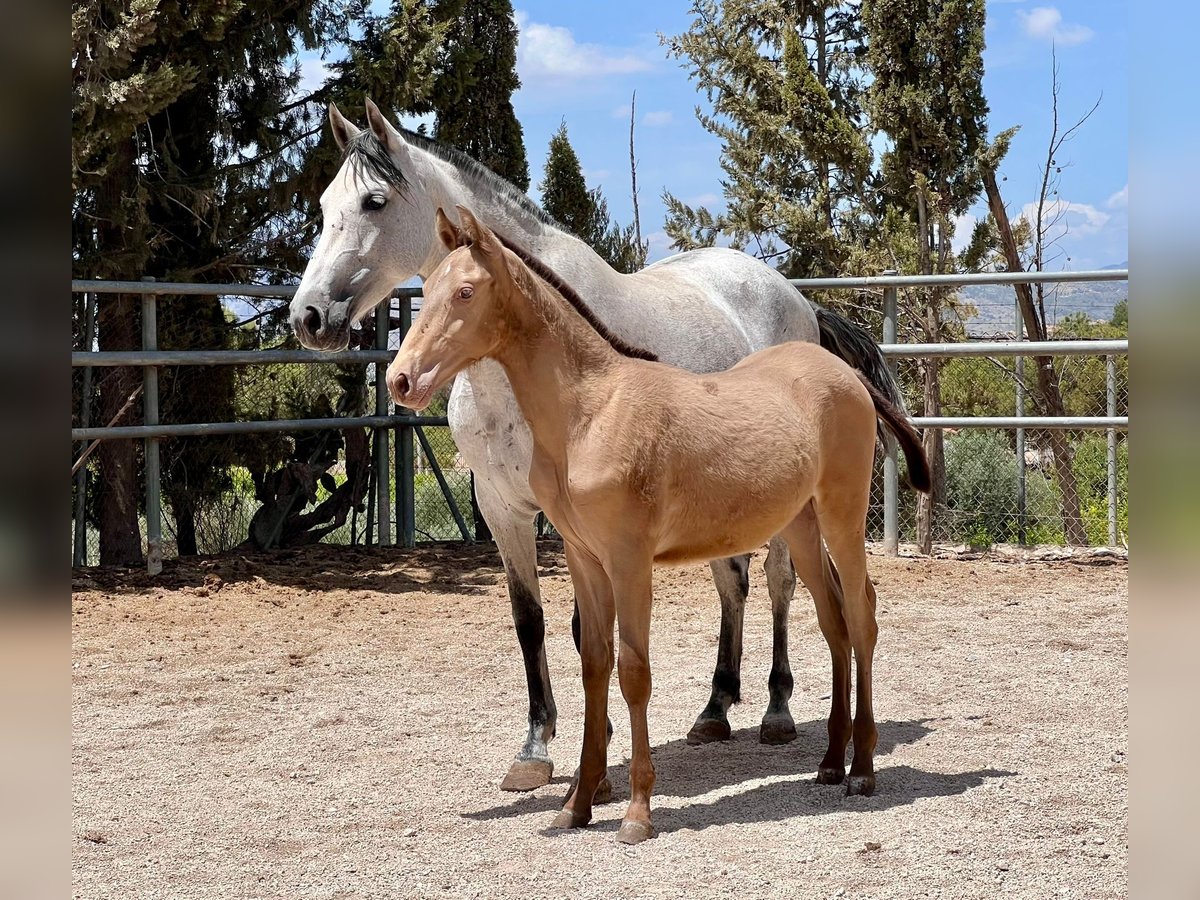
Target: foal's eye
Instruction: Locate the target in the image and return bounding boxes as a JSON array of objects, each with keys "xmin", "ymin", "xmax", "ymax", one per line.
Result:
[
  {"xmin": 457, "ymin": 286, "xmax": 474, "ymax": 301},
  {"xmin": 362, "ymin": 194, "xmax": 387, "ymax": 211}
]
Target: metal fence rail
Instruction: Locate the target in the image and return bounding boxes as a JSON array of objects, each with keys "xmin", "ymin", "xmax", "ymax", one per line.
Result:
[{"xmin": 71, "ymin": 269, "xmax": 1128, "ymax": 571}]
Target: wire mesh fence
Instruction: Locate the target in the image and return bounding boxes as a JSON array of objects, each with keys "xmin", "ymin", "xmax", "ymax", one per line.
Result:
[{"xmin": 71, "ymin": 274, "xmax": 1129, "ymax": 569}]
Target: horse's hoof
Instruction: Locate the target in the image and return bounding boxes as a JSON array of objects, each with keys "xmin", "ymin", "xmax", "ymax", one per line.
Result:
[
  {"xmin": 846, "ymin": 774, "xmax": 876, "ymax": 797},
  {"xmin": 500, "ymin": 758, "xmax": 553, "ymax": 792},
  {"xmin": 816, "ymin": 765, "xmax": 846, "ymax": 785},
  {"xmin": 686, "ymin": 717, "xmax": 731, "ymax": 744},
  {"xmin": 550, "ymin": 808, "xmax": 590, "ymax": 830},
  {"xmin": 593, "ymin": 776, "xmax": 614, "ymax": 805},
  {"xmin": 758, "ymin": 713, "xmax": 797, "ymax": 745},
  {"xmin": 615, "ymin": 820, "xmax": 655, "ymax": 845}
]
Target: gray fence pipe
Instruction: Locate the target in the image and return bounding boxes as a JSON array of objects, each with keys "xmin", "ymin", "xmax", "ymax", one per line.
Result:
[
  {"xmin": 141, "ymin": 286, "xmax": 162, "ymax": 575},
  {"xmin": 911, "ymin": 416, "xmax": 1127, "ymax": 429},
  {"xmin": 71, "ymin": 280, "xmax": 427, "ymax": 299},
  {"xmin": 1107, "ymin": 356, "xmax": 1119, "ymax": 545},
  {"xmin": 881, "ymin": 340, "xmax": 1127, "ymax": 358},
  {"xmin": 396, "ymin": 300, "xmax": 416, "ymax": 548},
  {"xmin": 72, "ymin": 415, "xmax": 449, "ymax": 441},
  {"xmin": 881, "ymin": 274, "xmax": 899, "ymax": 555},
  {"xmin": 374, "ymin": 302, "xmax": 392, "ymax": 545},
  {"xmin": 790, "ymin": 269, "xmax": 1127, "ymax": 290},
  {"xmin": 73, "ymin": 349, "xmax": 395, "ymax": 366}
]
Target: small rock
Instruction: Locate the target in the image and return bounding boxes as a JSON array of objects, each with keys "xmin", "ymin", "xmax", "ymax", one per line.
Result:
[
  {"xmin": 1092, "ymin": 837, "xmax": 1105, "ymax": 845},
  {"xmin": 403, "ymin": 828, "xmax": 417, "ymax": 837}
]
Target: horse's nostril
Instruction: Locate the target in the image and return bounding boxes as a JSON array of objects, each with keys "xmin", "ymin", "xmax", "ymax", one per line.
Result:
[
  {"xmin": 392, "ymin": 372, "xmax": 410, "ymax": 399},
  {"xmin": 302, "ymin": 306, "xmax": 322, "ymax": 335}
]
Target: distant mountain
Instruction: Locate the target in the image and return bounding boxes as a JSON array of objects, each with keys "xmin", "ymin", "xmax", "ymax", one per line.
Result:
[
  {"xmin": 1101, "ymin": 260, "xmax": 1128, "ymax": 271},
  {"xmin": 959, "ymin": 274, "xmax": 1128, "ymax": 335}
]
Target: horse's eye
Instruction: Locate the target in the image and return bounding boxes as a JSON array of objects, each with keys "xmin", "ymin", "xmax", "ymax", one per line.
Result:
[
  {"xmin": 362, "ymin": 194, "xmax": 387, "ymax": 211},
  {"xmin": 457, "ymin": 286, "xmax": 474, "ymax": 301}
]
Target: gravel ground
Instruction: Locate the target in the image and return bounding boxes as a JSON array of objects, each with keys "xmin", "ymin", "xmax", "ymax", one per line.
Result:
[{"xmin": 73, "ymin": 543, "xmax": 1127, "ymax": 900}]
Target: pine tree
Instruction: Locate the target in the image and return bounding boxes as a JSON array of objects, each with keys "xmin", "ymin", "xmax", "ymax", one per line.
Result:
[
  {"xmin": 430, "ymin": 0, "xmax": 530, "ymax": 190},
  {"xmin": 661, "ymin": 0, "xmax": 872, "ymax": 276}
]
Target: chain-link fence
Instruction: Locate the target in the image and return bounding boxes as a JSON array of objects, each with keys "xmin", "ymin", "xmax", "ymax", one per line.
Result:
[{"xmin": 72, "ymin": 273, "xmax": 1128, "ymax": 570}]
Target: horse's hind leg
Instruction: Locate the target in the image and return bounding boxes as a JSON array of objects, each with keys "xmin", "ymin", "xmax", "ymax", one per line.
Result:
[
  {"xmin": 760, "ymin": 535, "xmax": 798, "ymax": 744},
  {"xmin": 814, "ymin": 495, "xmax": 879, "ymax": 797},
  {"xmin": 781, "ymin": 504, "xmax": 852, "ymax": 785},
  {"xmin": 686, "ymin": 555, "xmax": 749, "ymax": 744}
]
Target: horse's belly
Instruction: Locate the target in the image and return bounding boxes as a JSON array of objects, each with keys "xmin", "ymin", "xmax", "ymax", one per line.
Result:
[{"xmin": 652, "ymin": 501, "xmax": 801, "ymax": 566}]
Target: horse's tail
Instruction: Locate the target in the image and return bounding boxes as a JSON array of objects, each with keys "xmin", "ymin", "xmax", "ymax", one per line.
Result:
[
  {"xmin": 813, "ymin": 304, "xmax": 905, "ymax": 446},
  {"xmin": 853, "ymin": 372, "xmax": 931, "ymax": 494}
]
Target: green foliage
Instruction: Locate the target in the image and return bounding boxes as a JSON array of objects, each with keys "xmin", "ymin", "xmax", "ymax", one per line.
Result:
[
  {"xmin": 1072, "ymin": 435, "xmax": 1128, "ymax": 546},
  {"xmin": 662, "ymin": 0, "xmax": 872, "ymax": 276},
  {"xmin": 430, "ymin": 0, "xmax": 529, "ymax": 190}
]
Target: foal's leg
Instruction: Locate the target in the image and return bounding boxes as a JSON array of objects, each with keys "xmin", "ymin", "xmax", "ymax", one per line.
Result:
[
  {"xmin": 609, "ymin": 559, "xmax": 658, "ymax": 844},
  {"xmin": 760, "ymin": 535, "xmax": 798, "ymax": 744},
  {"xmin": 815, "ymin": 499, "xmax": 879, "ymax": 796},
  {"xmin": 551, "ymin": 544, "xmax": 615, "ymax": 830},
  {"xmin": 781, "ymin": 504, "xmax": 853, "ymax": 785},
  {"xmin": 687, "ymin": 555, "xmax": 749, "ymax": 744},
  {"xmin": 472, "ymin": 479, "xmax": 557, "ymax": 792}
]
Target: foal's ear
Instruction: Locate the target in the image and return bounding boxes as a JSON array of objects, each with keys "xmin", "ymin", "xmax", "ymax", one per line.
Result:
[
  {"xmin": 456, "ymin": 206, "xmax": 500, "ymax": 257},
  {"xmin": 435, "ymin": 208, "xmax": 468, "ymax": 251},
  {"xmin": 328, "ymin": 102, "xmax": 360, "ymax": 151},
  {"xmin": 364, "ymin": 97, "xmax": 406, "ymax": 156}
]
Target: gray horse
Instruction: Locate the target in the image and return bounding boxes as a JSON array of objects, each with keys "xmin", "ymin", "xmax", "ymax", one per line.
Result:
[{"xmin": 290, "ymin": 100, "xmax": 903, "ymax": 793}]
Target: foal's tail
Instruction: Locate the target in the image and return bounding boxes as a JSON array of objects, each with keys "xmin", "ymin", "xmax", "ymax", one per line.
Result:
[{"xmin": 855, "ymin": 373, "xmax": 932, "ymax": 494}]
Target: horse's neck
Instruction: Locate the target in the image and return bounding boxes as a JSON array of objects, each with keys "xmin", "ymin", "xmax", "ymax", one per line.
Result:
[
  {"xmin": 422, "ymin": 154, "xmax": 625, "ymax": 297},
  {"xmin": 492, "ymin": 272, "xmax": 619, "ymax": 456}
]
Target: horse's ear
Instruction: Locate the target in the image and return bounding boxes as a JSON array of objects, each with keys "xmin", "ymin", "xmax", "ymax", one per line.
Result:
[
  {"xmin": 435, "ymin": 208, "xmax": 468, "ymax": 251},
  {"xmin": 456, "ymin": 206, "xmax": 499, "ymax": 257},
  {"xmin": 328, "ymin": 102, "xmax": 360, "ymax": 151},
  {"xmin": 364, "ymin": 97, "xmax": 407, "ymax": 156}
]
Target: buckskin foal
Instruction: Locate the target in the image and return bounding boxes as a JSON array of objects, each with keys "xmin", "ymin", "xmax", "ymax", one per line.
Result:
[{"xmin": 388, "ymin": 208, "xmax": 930, "ymax": 845}]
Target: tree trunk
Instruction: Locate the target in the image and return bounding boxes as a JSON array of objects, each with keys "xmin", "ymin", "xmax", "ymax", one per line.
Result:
[
  {"xmin": 172, "ymin": 491, "xmax": 199, "ymax": 556},
  {"xmin": 912, "ymin": 171, "xmax": 940, "ymax": 553},
  {"xmin": 981, "ymin": 167, "xmax": 1088, "ymax": 545},
  {"xmin": 94, "ymin": 144, "xmax": 145, "ymax": 566}
]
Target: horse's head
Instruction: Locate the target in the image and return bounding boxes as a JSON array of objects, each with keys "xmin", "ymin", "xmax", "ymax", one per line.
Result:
[
  {"xmin": 387, "ymin": 207, "xmax": 514, "ymax": 410},
  {"xmin": 290, "ymin": 100, "xmax": 439, "ymax": 350}
]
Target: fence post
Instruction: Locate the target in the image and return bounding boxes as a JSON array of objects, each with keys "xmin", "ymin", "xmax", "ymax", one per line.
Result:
[
  {"xmin": 141, "ymin": 278, "xmax": 162, "ymax": 575},
  {"xmin": 1014, "ymin": 296, "xmax": 1027, "ymax": 545},
  {"xmin": 1106, "ymin": 354, "xmax": 1118, "ymax": 546},
  {"xmin": 882, "ymin": 271, "xmax": 899, "ymax": 555},
  {"xmin": 374, "ymin": 300, "xmax": 393, "ymax": 545},
  {"xmin": 396, "ymin": 295, "xmax": 416, "ymax": 548},
  {"xmin": 74, "ymin": 292, "xmax": 97, "ymax": 567}
]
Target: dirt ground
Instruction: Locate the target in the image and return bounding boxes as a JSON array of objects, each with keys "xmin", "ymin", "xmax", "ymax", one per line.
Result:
[{"xmin": 73, "ymin": 542, "xmax": 1127, "ymax": 900}]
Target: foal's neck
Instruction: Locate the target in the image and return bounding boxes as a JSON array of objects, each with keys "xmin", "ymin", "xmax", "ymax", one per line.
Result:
[{"xmin": 492, "ymin": 270, "xmax": 622, "ymax": 453}]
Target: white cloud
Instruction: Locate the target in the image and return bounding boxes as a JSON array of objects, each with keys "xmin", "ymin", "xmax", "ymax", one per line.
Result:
[
  {"xmin": 1019, "ymin": 199, "xmax": 1111, "ymax": 242},
  {"xmin": 297, "ymin": 55, "xmax": 331, "ymax": 97},
  {"xmin": 611, "ymin": 104, "xmax": 632, "ymax": 120},
  {"xmin": 642, "ymin": 111, "xmax": 674, "ymax": 127},
  {"xmin": 689, "ymin": 192, "xmax": 720, "ymax": 207},
  {"xmin": 516, "ymin": 12, "xmax": 654, "ymax": 82},
  {"xmin": 1017, "ymin": 7, "xmax": 1094, "ymax": 46},
  {"xmin": 1106, "ymin": 184, "xmax": 1128, "ymax": 209},
  {"xmin": 581, "ymin": 167, "xmax": 610, "ymax": 184}
]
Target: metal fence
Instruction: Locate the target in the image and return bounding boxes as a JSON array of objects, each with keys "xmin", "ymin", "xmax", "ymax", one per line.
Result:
[{"xmin": 71, "ymin": 269, "xmax": 1128, "ymax": 572}]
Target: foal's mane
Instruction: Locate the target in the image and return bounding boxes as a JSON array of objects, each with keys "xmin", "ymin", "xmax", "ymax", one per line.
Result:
[{"xmin": 491, "ymin": 231, "xmax": 658, "ymax": 363}]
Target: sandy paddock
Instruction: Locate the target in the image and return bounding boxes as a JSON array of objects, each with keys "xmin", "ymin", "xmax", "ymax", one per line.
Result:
[{"xmin": 72, "ymin": 543, "xmax": 1126, "ymax": 899}]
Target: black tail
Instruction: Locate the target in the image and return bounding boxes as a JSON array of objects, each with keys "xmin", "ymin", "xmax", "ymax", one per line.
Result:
[
  {"xmin": 855, "ymin": 373, "xmax": 931, "ymax": 494},
  {"xmin": 814, "ymin": 305, "xmax": 905, "ymax": 446}
]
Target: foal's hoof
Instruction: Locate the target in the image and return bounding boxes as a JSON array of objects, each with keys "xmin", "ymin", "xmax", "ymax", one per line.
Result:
[
  {"xmin": 686, "ymin": 717, "xmax": 731, "ymax": 745},
  {"xmin": 550, "ymin": 808, "xmax": 591, "ymax": 830},
  {"xmin": 846, "ymin": 774, "xmax": 876, "ymax": 797},
  {"xmin": 758, "ymin": 713, "xmax": 798, "ymax": 745},
  {"xmin": 816, "ymin": 765, "xmax": 846, "ymax": 785},
  {"xmin": 500, "ymin": 758, "xmax": 553, "ymax": 792},
  {"xmin": 615, "ymin": 820, "xmax": 655, "ymax": 845}
]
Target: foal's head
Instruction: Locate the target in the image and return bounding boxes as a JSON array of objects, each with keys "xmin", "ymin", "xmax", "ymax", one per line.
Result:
[{"xmin": 387, "ymin": 207, "xmax": 518, "ymax": 410}]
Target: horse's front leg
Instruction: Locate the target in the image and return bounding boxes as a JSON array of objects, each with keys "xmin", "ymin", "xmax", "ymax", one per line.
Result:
[
  {"xmin": 760, "ymin": 534, "xmax": 799, "ymax": 744},
  {"xmin": 687, "ymin": 555, "xmax": 749, "ymax": 744},
  {"xmin": 472, "ymin": 477, "xmax": 557, "ymax": 792},
  {"xmin": 552, "ymin": 543, "xmax": 615, "ymax": 830},
  {"xmin": 611, "ymin": 557, "xmax": 657, "ymax": 844}
]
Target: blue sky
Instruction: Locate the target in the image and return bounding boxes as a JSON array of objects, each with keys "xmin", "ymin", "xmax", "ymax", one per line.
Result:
[{"xmin": 312, "ymin": 1, "xmax": 1128, "ymax": 271}]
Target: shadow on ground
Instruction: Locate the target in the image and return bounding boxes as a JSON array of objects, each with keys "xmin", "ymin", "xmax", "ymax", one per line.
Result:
[{"xmin": 464, "ymin": 720, "xmax": 1015, "ymax": 834}]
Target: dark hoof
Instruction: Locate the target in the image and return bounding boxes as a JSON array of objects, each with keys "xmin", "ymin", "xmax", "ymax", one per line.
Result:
[
  {"xmin": 550, "ymin": 808, "xmax": 590, "ymax": 830},
  {"xmin": 593, "ymin": 776, "xmax": 614, "ymax": 805},
  {"xmin": 846, "ymin": 774, "xmax": 876, "ymax": 796},
  {"xmin": 758, "ymin": 713, "xmax": 797, "ymax": 745},
  {"xmin": 686, "ymin": 717, "xmax": 731, "ymax": 745},
  {"xmin": 500, "ymin": 758, "xmax": 553, "ymax": 792},
  {"xmin": 816, "ymin": 765, "xmax": 846, "ymax": 785},
  {"xmin": 615, "ymin": 820, "xmax": 655, "ymax": 845}
]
